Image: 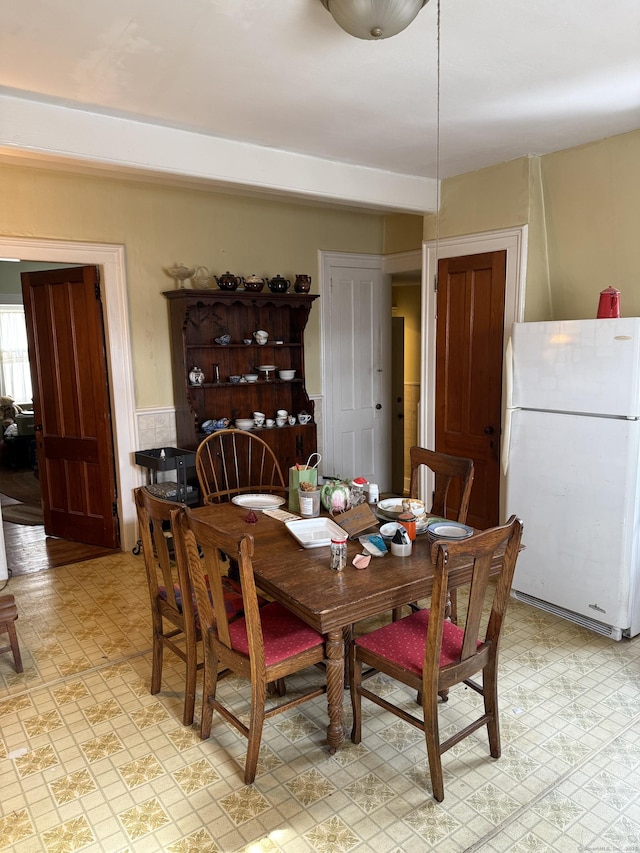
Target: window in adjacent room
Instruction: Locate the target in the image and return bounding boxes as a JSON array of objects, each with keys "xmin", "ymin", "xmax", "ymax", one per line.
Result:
[{"xmin": 0, "ymin": 305, "xmax": 32, "ymax": 403}]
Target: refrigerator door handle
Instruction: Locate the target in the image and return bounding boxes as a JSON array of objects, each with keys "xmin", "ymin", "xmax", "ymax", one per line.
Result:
[
  {"xmin": 502, "ymin": 336, "xmax": 514, "ymax": 475},
  {"xmin": 504, "ymin": 335, "xmax": 513, "ymax": 410}
]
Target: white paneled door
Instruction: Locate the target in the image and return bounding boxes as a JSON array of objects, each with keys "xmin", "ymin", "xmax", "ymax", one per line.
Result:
[{"xmin": 321, "ymin": 253, "xmax": 391, "ymax": 490}]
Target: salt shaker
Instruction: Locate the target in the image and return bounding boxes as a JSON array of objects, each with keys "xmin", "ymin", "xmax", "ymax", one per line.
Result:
[
  {"xmin": 368, "ymin": 483, "xmax": 379, "ymax": 504},
  {"xmin": 330, "ymin": 535, "xmax": 347, "ymax": 571}
]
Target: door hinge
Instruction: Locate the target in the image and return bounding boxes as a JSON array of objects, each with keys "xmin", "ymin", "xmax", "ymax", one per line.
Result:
[
  {"xmin": 112, "ymin": 501, "xmax": 118, "ymax": 517},
  {"xmin": 434, "ymin": 274, "xmax": 438, "ymax": 293},
  {"xmin": 95, "ymin": 269, "xmax": 102, "ymax": 300}
]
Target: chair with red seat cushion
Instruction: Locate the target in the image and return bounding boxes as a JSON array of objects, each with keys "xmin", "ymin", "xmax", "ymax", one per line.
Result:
[
  {"xmin": 135, "ymin": 487, "xmax": 247, "ymax": 726},
  {"xmin": 178, "ymin": 506, "xmax": 326, "ymax": 784},
  {"xmin": 350, "ymin": 515, "xmax": 523, "ymax": 802}
]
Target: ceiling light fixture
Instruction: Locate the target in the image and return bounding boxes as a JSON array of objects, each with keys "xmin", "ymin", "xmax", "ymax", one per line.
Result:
[{"xmin": 320, "ymin": 0, "xmax": 428, "ymax": 40}]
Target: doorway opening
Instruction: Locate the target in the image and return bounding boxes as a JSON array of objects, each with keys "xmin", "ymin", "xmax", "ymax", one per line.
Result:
[
  {"xmin": 422, "ymin": 227, "xmax": 528, "ymax": 521},
  {"xmin": 391, "ymin": 273, "xmax": 421, "ymax": 495},
  {"xmin": 0, "ymin": 238, "xmax": 138, "ymax": 577}
]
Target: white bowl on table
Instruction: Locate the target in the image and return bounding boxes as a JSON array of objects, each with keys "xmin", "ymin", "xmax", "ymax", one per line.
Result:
[{"xmin": 235, "ymin": 418, "xmax": 254, "ymax": 431}]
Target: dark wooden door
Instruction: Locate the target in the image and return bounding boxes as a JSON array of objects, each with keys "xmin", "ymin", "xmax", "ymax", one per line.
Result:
[
  {"xmin": 435, "ymin": 251, "xmax": 506, "ymax": 530},
  {"xmin": 21, "ymin": 266, "xmax": 119, "ymax": 548}
]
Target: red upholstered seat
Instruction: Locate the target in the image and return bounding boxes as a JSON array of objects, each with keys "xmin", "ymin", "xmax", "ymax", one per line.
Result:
[
  {"xmin": 229, "ymin": 602, "xmax": 324, "ymax": 665},
  {"xmin": 355, "ymin": 609, "xmax": 481, "ymax": 675}
]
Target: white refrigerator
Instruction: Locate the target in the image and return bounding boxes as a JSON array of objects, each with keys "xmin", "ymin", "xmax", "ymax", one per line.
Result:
[{"xmin": 504, "ymin": 317, "xmax": 640, "ymax": 640}]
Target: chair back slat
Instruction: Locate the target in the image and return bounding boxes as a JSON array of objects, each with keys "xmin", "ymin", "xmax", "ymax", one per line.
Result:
[
  {"xmin": 409, "ymin": 446, "xmax": 474, "ymax": 523},
  {"xmin": 196, "ymin": 429, "xmax": 286, "ymax": 504}
]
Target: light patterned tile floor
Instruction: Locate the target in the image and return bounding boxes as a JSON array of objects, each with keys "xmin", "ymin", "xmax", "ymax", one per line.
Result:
[{"xmin": 1, "ymin": 551, "xmax": 640, "ymax": 852}]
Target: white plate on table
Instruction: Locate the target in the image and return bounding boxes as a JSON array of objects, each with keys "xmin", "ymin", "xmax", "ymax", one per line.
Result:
[
  {"xmin": 285, "ymin": 517, "xmax": 347, "ymax": 549},
  {"xmin": 426, "ymin": 520, "xmax": 474, "ymax": 541},
  {"xmin": 232, "ymin": 494, "xmax": 286, "ymax": 510}
]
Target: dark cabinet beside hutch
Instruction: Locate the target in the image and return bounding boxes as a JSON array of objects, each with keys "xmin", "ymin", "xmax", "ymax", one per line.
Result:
[{"xmin": 164, "ymin": 289, "xmax": 318, "ymax": 470}]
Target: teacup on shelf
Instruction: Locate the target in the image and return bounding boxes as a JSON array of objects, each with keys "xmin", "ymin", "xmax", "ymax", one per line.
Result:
[{"xmin": 298, "ymin": 413, "xmax": 312, "ymax": 425}]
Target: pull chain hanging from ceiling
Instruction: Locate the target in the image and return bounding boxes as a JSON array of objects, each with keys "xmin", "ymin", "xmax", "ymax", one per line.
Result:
[{"xmin": 434, "ymin": 0, "xmax": 441, "ymax": 294}]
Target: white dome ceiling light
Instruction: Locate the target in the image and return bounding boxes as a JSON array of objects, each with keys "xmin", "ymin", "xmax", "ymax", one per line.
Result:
[{"xmin": 320, "ymin": 0, "xmax": 428, "ymax": 40}]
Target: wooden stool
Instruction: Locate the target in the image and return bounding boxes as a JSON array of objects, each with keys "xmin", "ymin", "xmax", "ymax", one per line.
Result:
[{"xmin": 0, "ymin": 594, "xmax": 23, "ymax": 673}]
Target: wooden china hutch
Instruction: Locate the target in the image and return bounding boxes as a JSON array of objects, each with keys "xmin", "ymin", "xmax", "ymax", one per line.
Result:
[{"xmin": 164, "ymin": 289, "xmax": 318, "ymax": 471}]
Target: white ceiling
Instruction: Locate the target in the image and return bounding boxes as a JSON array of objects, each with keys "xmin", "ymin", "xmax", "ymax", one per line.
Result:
[{"xmin": 1, "ymin": 0, "xmax": 639, "ymax": 212}]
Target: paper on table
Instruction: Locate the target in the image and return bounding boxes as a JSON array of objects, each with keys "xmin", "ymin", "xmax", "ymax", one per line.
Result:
[{"xmin": 262, "ymin": 508, "xmax": 301, "ymax": 522}]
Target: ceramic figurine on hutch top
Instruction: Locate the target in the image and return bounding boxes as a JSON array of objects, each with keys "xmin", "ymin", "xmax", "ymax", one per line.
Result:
[{"xmin": 189, "ymin": 366, "xmax": 205, "ymax": 385}]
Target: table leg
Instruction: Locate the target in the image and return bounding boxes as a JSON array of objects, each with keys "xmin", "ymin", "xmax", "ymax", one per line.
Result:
[{"xmin": 325, "ymin": 627, "xmax": 345, "ymax": 752}]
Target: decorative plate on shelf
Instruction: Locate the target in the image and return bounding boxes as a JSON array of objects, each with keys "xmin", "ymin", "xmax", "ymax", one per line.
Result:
[{"xmin": 231, "ymin": 494, "xmax": 286, "ymax": 510}]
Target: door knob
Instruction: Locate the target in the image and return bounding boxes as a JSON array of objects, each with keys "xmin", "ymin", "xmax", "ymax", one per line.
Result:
[
  {"xmin": 375, "ymin": 404, "xmax": 382, "ymax": 410},
  {"xmin": 484, "ymin": 426, "xmax": 494, "ymax": 435}
]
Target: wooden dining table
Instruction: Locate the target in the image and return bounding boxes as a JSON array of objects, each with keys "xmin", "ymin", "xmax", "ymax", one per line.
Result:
[{"xmin": 190, "ymin": 503, "xmax": 506, "ymax": 752}]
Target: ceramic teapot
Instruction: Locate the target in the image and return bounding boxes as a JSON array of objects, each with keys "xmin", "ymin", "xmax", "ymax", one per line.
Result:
[
  {"xmin": 243, "ymin": 274, "xmax": 266, "ymax": 292},
  {"xmin": 267, "ymin": 274, "xmax": 291, "ymax": 294},
  {"xmin": 320, "ymin": 479, "xmax": 352, "ymax": 515},
  {"xmin": 214, "ymin": 271, "xmax": 244, "ymax": 291},
  {"xmin": 294, "ymin": 274, "xmax": 312, "ymax": 293}
]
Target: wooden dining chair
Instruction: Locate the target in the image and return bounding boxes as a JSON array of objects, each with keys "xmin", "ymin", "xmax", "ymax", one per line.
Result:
[
  {"xmin": 409, "ymin": 446, "xmax": 474, "ymax": 524},
  {"xmin": 195, "ymin": 429, "xmax": 286, "ymax": 504},
  {"xmin": 0, "ymin": 594, "xmax": 23, "ymax": 673},
  {"xmin": 178, "ymin": 506, "xmax": 327, "ymax": 784},
  {"xmin": 350, "ymin": 515, "xmax": 523, "ymax": 802},
  {"xmin": 134, "ymin": 486, "xmax": 246, "ymax": 725},
  {"xmin": 393, "ymin": 447, "xmax": 475, "ymax": 624}
]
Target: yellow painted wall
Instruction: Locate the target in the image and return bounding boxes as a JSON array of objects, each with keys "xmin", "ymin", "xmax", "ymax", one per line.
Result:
[
  {"xmin": 0, "ymin": 164, "xmax": 384, "ymax": 405},
  {"xmin": 392, "ymin": 284, "xmax": 421, "ymax": 384},
  {"xmin": 383, "ymin": 214, "xmax": 423, "ymax": 254},
  {"xmin": 541, "ymin": 130, "xmax": 640, "ymax": 319},
  {"xmin": 425, "ymin": 129, "xmax": 640, "ymax": 321}
]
